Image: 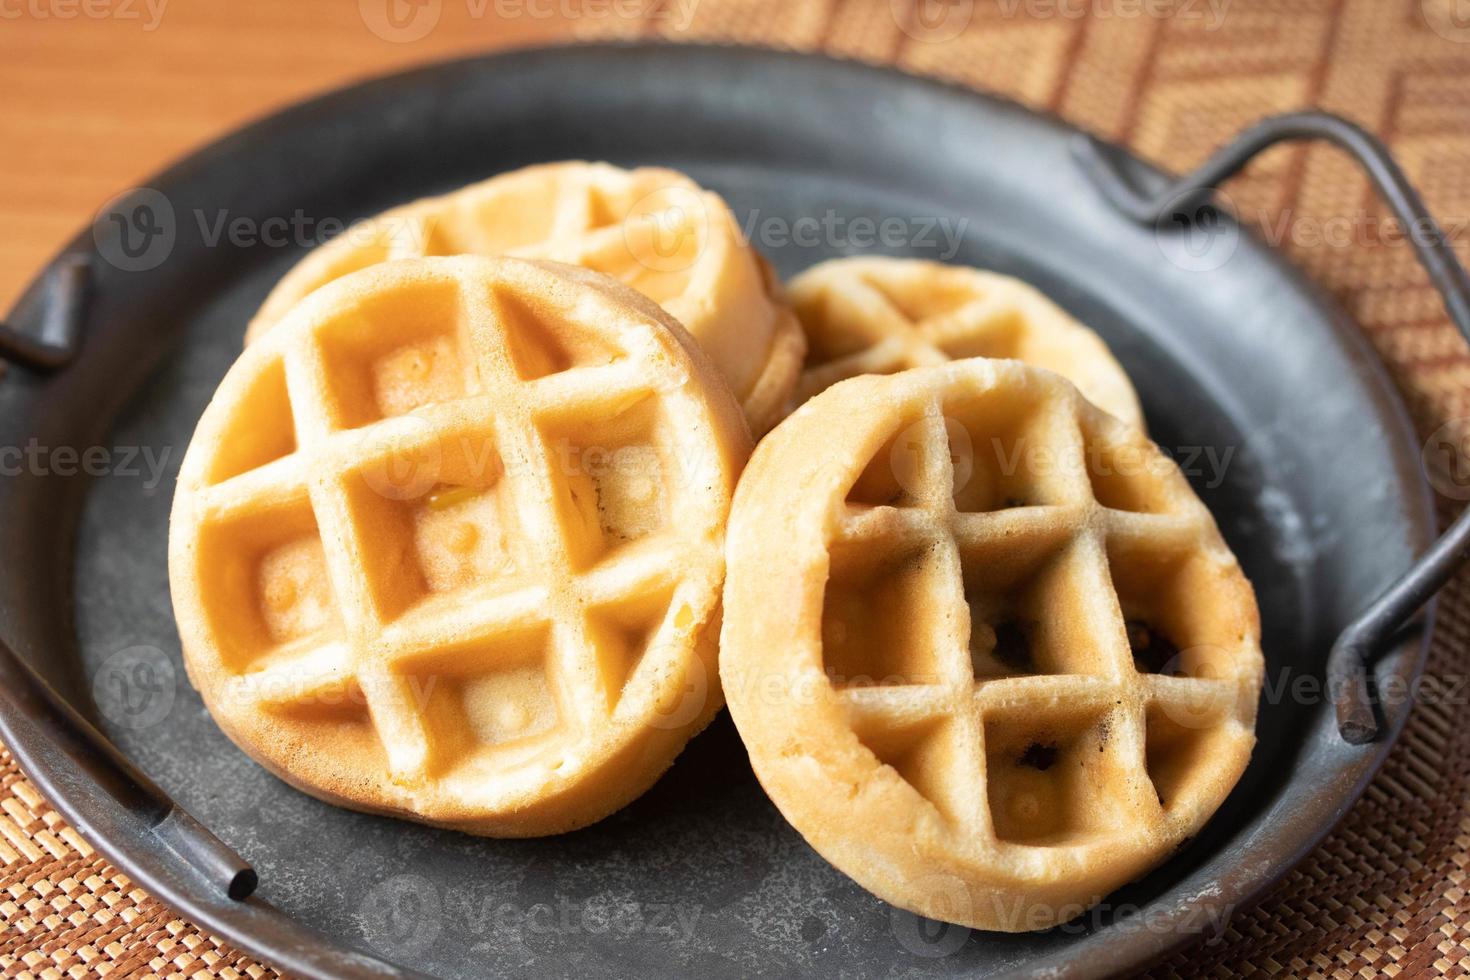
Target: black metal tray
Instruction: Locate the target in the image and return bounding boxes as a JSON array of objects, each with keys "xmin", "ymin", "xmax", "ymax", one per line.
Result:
[{"xmin": 3, "ymin": 42, "xmax": 1468, "ymax": 980}]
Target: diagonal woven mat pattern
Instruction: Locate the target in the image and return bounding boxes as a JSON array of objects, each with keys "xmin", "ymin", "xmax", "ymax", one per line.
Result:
[{"xmin": 3, "ymin": 0, "xmax": 1470, "ymax": 976}]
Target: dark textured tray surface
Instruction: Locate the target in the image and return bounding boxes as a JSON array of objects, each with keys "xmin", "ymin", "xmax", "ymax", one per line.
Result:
[{"xmin": 0, "ymin": 45, "xmax": 1433, "ymax": 980}]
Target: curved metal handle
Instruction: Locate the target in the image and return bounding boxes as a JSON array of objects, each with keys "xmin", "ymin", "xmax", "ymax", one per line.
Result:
[
  {"xmin": 1077, "ymin": 110, "xmax": 1470, "ymax": 744},
  {"xmin": 0, "ymin": 252, "xmax": 90, "ymax": 372},
  {"xmin": 0, "ymin": 637, "xmax": 257, "ymax": 900}
]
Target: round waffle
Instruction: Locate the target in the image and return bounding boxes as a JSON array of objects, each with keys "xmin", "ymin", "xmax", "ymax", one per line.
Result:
[
  {"xmin": 244, "ymin": 161, "xmax": 804, "ymax": 434},
  {"xmin": 720, "ymin": 360, "xmax": 1261, "ymax": 930},
  {"xmin": 172, "ymin": 256, "xmax": 751, "ymax": 836},
  {"xmin": 787, "ymin": 256, "xmax": 1144, "ymax": 428}
]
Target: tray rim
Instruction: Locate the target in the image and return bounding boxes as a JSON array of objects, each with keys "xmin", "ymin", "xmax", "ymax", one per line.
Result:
[{"xmin": 0, "ymin": 39, "xmax": 1438, "ymax": 980}]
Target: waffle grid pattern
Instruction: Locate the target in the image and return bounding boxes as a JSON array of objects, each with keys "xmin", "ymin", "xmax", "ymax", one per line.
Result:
[
  {"xmin": 467, "ymin": 173, "xmax": 712, "ymax": 280},
  {"xmin": 339, "ymin": 172, "xmax": 699, "ymax": 279},
  {"xmin": 182, "ymin": 261, "xmax": 723, "ymax": 805},
  {"xmin": 797, "ymin": 272, "xmax": 1037, "ymax": 396},
  {"xmin": 822, "ymin": 392, "xmax": 1251, "ymax": 852},
  {"xmin": 719, "ymin": 363, "xmax": 1258, "ymax": 929},
  {"xmin": 249, "ymin": 167, "xmax": 713, "ymax": 335},
  {"xmin": 789, "ymin": 260, "xmax": 1144, "ymax": 427},
  {"xmin": 246, "ymin": 163, "xmax": 804, "ymax": 434}
]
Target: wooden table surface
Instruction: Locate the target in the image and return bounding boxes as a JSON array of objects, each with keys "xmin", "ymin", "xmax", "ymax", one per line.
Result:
[{"xmin": 0, "ymin": 1, "xmax": 596, "ymax": 311}]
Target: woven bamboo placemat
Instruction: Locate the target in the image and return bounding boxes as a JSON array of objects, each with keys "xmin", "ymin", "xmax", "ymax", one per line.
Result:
[{"xmin": 4, "ymin": 1, "xmax": 1470, "ymax": 976}]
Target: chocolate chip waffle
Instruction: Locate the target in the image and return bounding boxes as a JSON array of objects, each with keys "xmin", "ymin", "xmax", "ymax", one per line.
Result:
[{"xmin": 720, "ymin": 359, "xmax": 1260, "ymax": 929}]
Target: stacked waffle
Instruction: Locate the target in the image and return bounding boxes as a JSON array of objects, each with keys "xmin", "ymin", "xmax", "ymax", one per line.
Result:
[{"xmin": 170, "ymin": 162, "xmax": 1262, "ymax": 930}]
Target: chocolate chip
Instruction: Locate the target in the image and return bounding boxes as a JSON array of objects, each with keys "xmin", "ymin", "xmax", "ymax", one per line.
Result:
[
  {"xmin": 1018, "ymin": 742, "xmax": 1058, "ymax": 770},
  {"xmin": 991, "ymin": 619, "xmax": 1036, "ymax": 673},
  {"xmin": 1127, "ymin": 619, "xmax": 1179, "ymax": 675}
]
